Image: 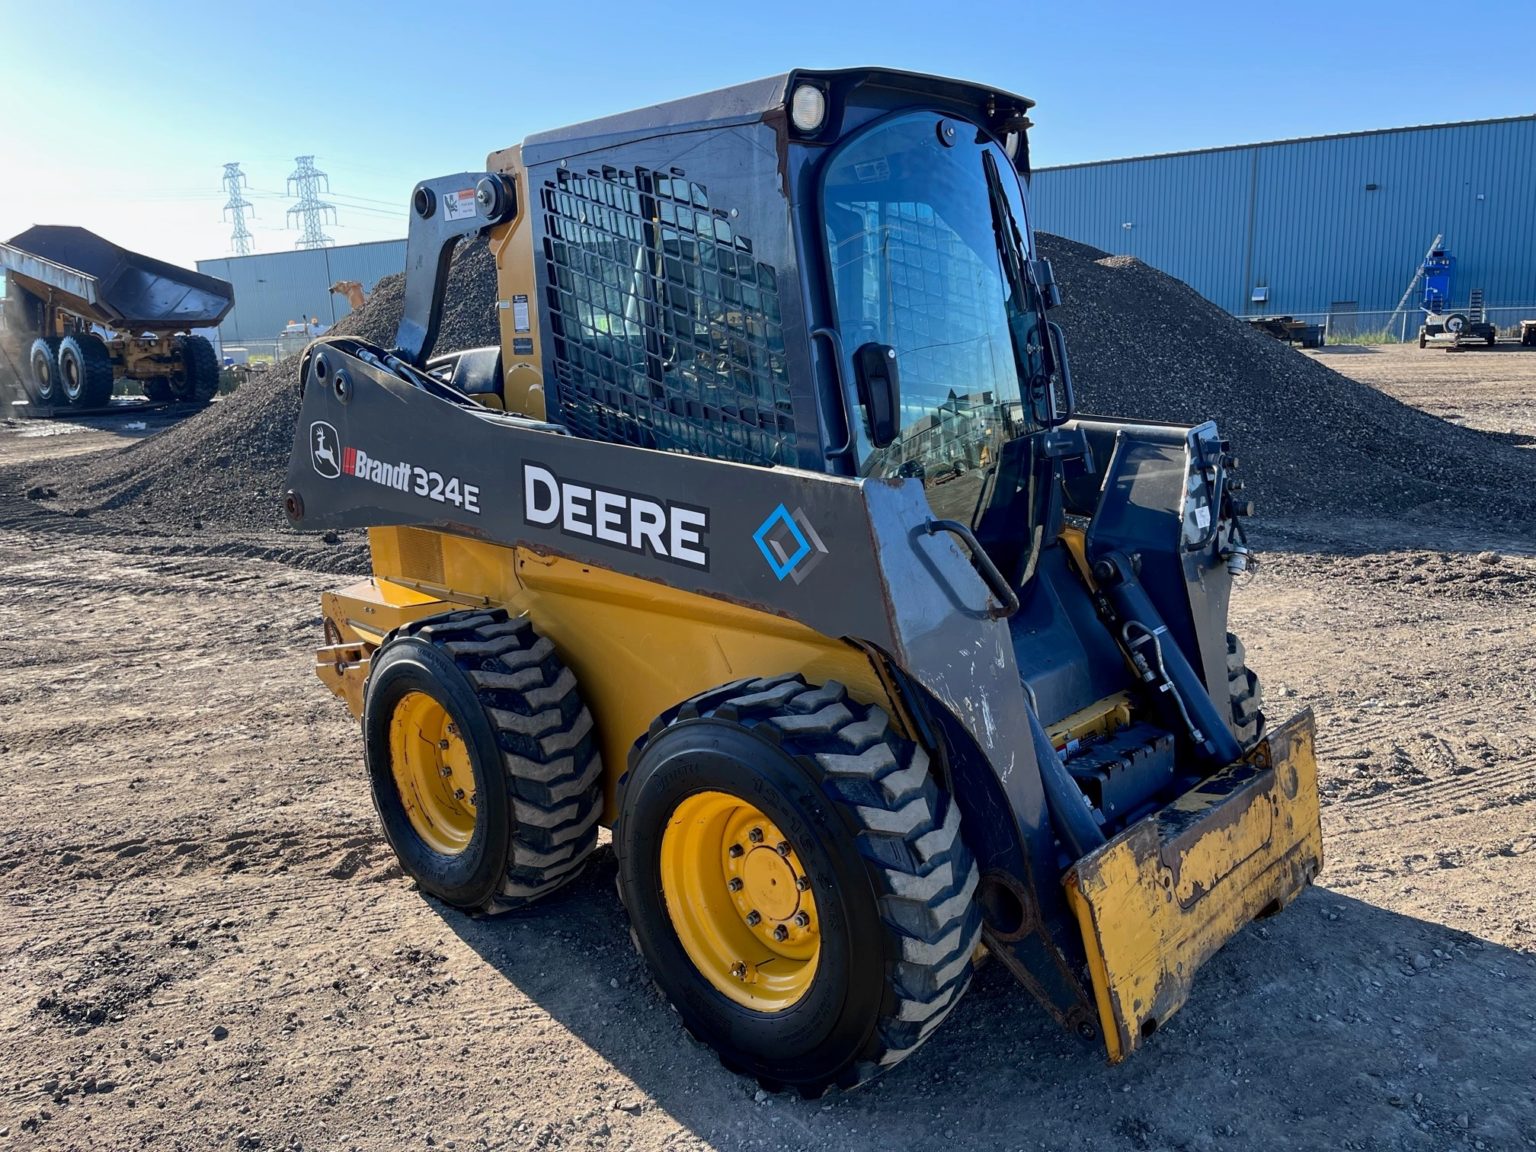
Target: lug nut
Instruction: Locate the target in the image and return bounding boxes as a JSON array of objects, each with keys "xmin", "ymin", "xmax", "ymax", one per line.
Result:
[
  {"xmin": 793, "ymin": 911, "xmax": 810, "ymax": 927},
  {"xmin": 731, "ymin": 963, "xmax": 747, "ymax": 980},
  {"xmin": 775, "ymin": 841, "xmax": 791, "ymax": 857},
  {"xmin": 728, "ymin": 878, "xmax": 743, "ymax": 892},
  {"xmin": 795, "ymin": 876, "xmax": 810, "ymax": 891},
  {"xmin": 438, "ymin": 739, "xmax": 451, "ymax": 750},
  {"xmin": 748, "ymin": 828, "xmax": 764, "ymax": 844},
  {"xmin": 439, "ymin": 765, "xmax": 453, "ymax": 777},
  {"xmin": 772, "ymin": 925, "xmax": 788, "ymax": 942},
  {"xmin": 728, "ymin": 843, "xmax": 744, "ymax": 858},
  {"xmin": 745, "ymin": 910, "xmax": 762, "ymax": 927},
  {"xmin": 454, "ymin": 789, "xmax": 466, "ymax": 801}
]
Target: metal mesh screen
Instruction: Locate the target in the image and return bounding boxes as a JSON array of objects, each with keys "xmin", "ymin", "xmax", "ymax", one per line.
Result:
[{"xmin": 540, "ymin": 165, "xmax": 795, "ymax": 466}]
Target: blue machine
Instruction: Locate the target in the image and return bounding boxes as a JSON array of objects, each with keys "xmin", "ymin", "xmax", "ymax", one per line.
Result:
[
  {"xmin": 1421, "ymin": 248, "xmax": 1454, "ymax": 314},
  {"xmin": 1418, "ymin": 244, "xmax": 1496, "ymax": 348}
]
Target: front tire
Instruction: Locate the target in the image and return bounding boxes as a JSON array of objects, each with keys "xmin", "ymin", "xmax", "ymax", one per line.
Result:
[
  {"xmin": 171, "ymin": 334, "xmax": 220, "ymax": 404},
  {"xmin": 363, "ymin": 609, "xmax": 603, "ymax": 913},
  {"xmin": 616, "ymin": 675, "xmax": 980, "ymax": 1096}
]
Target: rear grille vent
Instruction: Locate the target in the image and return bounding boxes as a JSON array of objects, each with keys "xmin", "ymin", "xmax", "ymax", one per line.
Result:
[{"xmin": 395, "ymin": 527, "xmax": 445, "ymax": 586}]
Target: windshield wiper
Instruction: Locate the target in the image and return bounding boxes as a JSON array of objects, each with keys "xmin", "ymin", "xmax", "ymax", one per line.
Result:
[{"xmin": 983, "ymin": 150, "xmax": 1055, "ymax": 425}]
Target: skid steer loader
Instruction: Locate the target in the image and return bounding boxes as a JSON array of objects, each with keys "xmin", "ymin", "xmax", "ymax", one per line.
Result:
[{"xmin": 284, "ymin": 68, "xmax": 1322, "ymax": 1096}]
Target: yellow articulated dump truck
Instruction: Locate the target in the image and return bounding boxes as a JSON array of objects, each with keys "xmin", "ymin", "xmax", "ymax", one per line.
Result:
[{"xmin": 283, "ymin": 68, "xmax": 1322, "ymax": 1096}]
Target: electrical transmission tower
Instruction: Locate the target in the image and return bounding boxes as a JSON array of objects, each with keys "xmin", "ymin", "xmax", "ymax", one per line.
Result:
[
  {"xmin": 221, "ymin": 162, "xmax": 256, "ymax": 255},
  {"xmin": 285, "ymin": 155, "xmax": 337, "ymax": 249}
]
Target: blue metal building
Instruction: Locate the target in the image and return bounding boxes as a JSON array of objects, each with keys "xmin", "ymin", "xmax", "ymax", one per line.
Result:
[
  {"xmin": 1030, "ymin": 115, "xmax": 1536, "ymax": 323},
  {"xmin": 196, "ymin": 239, "xmax": 406, "ymax": 346}
]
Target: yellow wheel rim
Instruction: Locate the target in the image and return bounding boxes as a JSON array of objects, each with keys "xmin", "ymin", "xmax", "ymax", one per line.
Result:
[
  {"xmin": 388, "ymin": 690, "xmax": 477, "ymax": 856},
  {"xmin": 660, "ymin": 791, "xmax": 820, "ymax": 1012}
]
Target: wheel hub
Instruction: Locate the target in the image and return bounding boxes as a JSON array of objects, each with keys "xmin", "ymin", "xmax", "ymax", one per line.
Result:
[
  {"xmin": 387, "ymin": 690, "xmax": 476, "ymax": 855},
  {"xmin": 660, "ymin": 791, "xmax": 820, "ymax": 1012}
]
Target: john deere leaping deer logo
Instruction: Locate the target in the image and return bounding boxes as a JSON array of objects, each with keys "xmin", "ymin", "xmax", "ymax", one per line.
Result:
[{"xmin": 310, "ymin": 421, "xmax": 341, "ymax": 479}]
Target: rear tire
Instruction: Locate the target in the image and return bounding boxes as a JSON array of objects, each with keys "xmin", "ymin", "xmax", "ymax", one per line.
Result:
[
  {"xmin": 362, "ymin": 609, "xmax": 603, "ymax": 913},
  {"xmin": 57, "ymin": 333, "xmax": 114, "ymax": 408},
  {"xmin": 26, "ymin": 337, "xmax": 61, "ymax": 404},
  {"xmin": 616, "ymin": 674, "xmax": 981, "ymax": 1096},
  {"xmin": 171, "ymin": 334, "xmax": 220, "ymax": 404},
  {"xmin": 1226, "ymin": 631, "xmax": 1266, "ymax": 749}
]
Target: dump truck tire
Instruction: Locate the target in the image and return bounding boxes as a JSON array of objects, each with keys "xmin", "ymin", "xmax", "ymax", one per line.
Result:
[
  {"xmin": 26, "ymin": 338, "xmax": 61, "ymax": 405},
  {"xmin": 615, "ymin": 674, "xmax": 981, "ymax": 1097},
  {"xmin": 171, "ymin": 334, "xmax": 220, "ymax": 404},
  {"xmin": 1226, "ymin": 631, "xmax": 1265, "ymax": 749},
  {"xmin": 362, "ymin": 609, "xmax": 602, "ymax": 914},
  {"xmin": 57, "ymin": 333, "xmax": 114, "ymax": 408}
]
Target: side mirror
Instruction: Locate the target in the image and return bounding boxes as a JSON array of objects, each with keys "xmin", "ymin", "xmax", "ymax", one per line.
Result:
[{"xmin": 852, "ymin": 342, "xmax": 901, "ymax": 448}]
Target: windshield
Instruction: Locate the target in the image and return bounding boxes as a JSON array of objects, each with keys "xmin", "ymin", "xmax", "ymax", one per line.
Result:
[{"xmin": 821, "ymin": 110, "xmax": 1048, "ymax": 510}]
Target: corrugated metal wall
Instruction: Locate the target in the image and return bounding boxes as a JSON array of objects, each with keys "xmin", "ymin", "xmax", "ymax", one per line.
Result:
[
  {"xmin": 196, "ymin": 239, "xmax": 406, "ymax": 344},
  {"xmin": 1030, "ymin": 116, "xmax": 1536, "ymax": 317}
]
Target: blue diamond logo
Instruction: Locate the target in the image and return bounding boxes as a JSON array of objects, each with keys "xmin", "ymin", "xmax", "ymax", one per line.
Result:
[{"xmin": 753, "ymin": 503, "xmax": 811, "ymax": 581}]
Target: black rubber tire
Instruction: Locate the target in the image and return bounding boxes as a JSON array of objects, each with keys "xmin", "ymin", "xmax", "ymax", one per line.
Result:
[
  {"xmin": 1226, "ymin": 631, "xmax": 1266, "ymax": 749},
  {"xmin": 1418, "ymin": 328, "xmax": 1427, "ymax": 349},
  {"xmin": 1486, "ymin": 334, "xmax": 1497, "ymax": 348},
  {"xmin": 616, "ymin": 674, "xmax": 981, "ymax": 1097},
  {"xmin": 171, "ymin": 334, "xmax": 220, "ymax": 404},
  {"xmin": 26, "ymin": 337, "xmax": 61, "ymax": 404},
  {"xmin": 143, "ymin": 377, "xmax": 173, "ymax": 403},
  {"xmin": 57, "ymin": 333, "xmax": 115, "ymax": 408},
  {"xmin": 362, "ymin": 609, "xmax": 602, "ymax": 913}
]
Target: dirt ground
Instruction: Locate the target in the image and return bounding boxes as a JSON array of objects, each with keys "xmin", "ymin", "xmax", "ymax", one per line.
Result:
[{"xmin": 1, "ymin": 346, "xmax": 1533, "ymax": 1152}]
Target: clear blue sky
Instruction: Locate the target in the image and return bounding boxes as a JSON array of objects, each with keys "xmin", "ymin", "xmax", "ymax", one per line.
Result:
[{"xmin": 1, "ymin": 0, "xmax": 1530, "ymax": 268}]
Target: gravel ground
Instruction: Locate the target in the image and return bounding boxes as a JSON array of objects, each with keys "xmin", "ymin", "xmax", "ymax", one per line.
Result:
[
  {"xmin": 0, "ymin": 448, "xmax": 1531, "ymax": 1152},
  {"xmin": 2, "ymin": 270, "xmax": 1535, "ymax": 1149}
]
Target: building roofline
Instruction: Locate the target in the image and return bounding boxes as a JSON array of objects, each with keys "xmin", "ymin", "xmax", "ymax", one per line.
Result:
[
  {"xmin": 1036, "ymin": 113, "xmax": 1536, "ymax": 172},
  {"xmin": 195, "ymin": 236, "xmax": 405, "ymax": 267}
]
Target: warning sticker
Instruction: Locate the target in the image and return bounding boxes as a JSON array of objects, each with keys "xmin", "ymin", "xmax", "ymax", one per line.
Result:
[
  {"xmin": 512, "ymin": 337, "xmax": 534, "ymax": 356},
  {"xmin": 512, "ymin": 294, "xmax": 530, "ymax": 333},
  {"xmin": 443, "ymin": 189, "xmax": 478, "ymax": 221}
]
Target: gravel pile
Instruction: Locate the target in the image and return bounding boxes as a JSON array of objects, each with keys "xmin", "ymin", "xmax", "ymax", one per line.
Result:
[
  {"xmin": 29, "ymin": 232, "xmax": 1536, "ymax": 545},
  {"xmin": 1040, "ymin": 234, "xmax": 1536, "ymax": 528},
  {"xmin": 30, "ymin": 240, "xmax": 501, "ymax": 544}
]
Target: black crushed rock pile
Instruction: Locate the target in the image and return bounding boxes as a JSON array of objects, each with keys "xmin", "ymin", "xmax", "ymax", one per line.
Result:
[
  {"xmin": 30, "ymin": 232, "xmax": 1536, "ymax": 545},
  {"xmin": 31, "ymin": 240, "xmax": 501, "ymax": 548},
  {"xmin": 1039, "ymin": 234, "xmax": 1536, "ymax": 528}
]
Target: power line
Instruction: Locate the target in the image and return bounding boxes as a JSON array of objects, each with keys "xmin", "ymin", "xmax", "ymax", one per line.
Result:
[
  {"xmin": 221, "ymin": 162, "xmax": 256, "ymax": 255},
  {"xmin": 285, "ymin": 155, "xmax": 337, "ymax": 249}
]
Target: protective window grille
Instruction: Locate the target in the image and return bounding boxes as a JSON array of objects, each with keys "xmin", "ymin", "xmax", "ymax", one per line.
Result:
[{"xmin": 541, "ymin": 165, "xmax": 794, "ymax": 466}]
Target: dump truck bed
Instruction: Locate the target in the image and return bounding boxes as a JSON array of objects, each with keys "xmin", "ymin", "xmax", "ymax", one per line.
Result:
[{"xmin": 0, "ymin": 225, "xmax": 233, "ymax": 331}]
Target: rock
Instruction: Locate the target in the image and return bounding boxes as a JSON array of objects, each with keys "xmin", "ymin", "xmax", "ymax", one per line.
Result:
[
  {"xmin": 608, "ymin": 978, "xmax": 619, "ymax": 989},
  {"xmin": 1457, "ymin": 1113, "xmax": 1470, "ymax": 1129},
  {"xmin": 1476, "ymin": 551, "xmax": 1501, "ymax": 565},
  {"xmin": 1410, "ymin": 953, "xmax": 1431, "ymax": 971},
  {"xmin": 753, "ymin": 1089, "xmax": 768, "ymax": 1104},
  {"xmin": 211, "ymin": 1025, "xmax": 229, "ymax": 1041}
]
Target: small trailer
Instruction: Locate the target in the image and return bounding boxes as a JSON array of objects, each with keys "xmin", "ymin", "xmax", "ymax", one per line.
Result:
[
  {"xmin": 0, "ymin": 226, "xmax": 234, "ymax": 411},
  {"xmin": 1246, "ymin": 314, "xmax": 1325, "ymax": 348}
]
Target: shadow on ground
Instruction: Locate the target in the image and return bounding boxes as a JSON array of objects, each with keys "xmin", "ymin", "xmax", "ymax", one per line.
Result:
[{"xmin": 439, "ymin": 850, "xmax": 1536, "ymax": 1152}]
